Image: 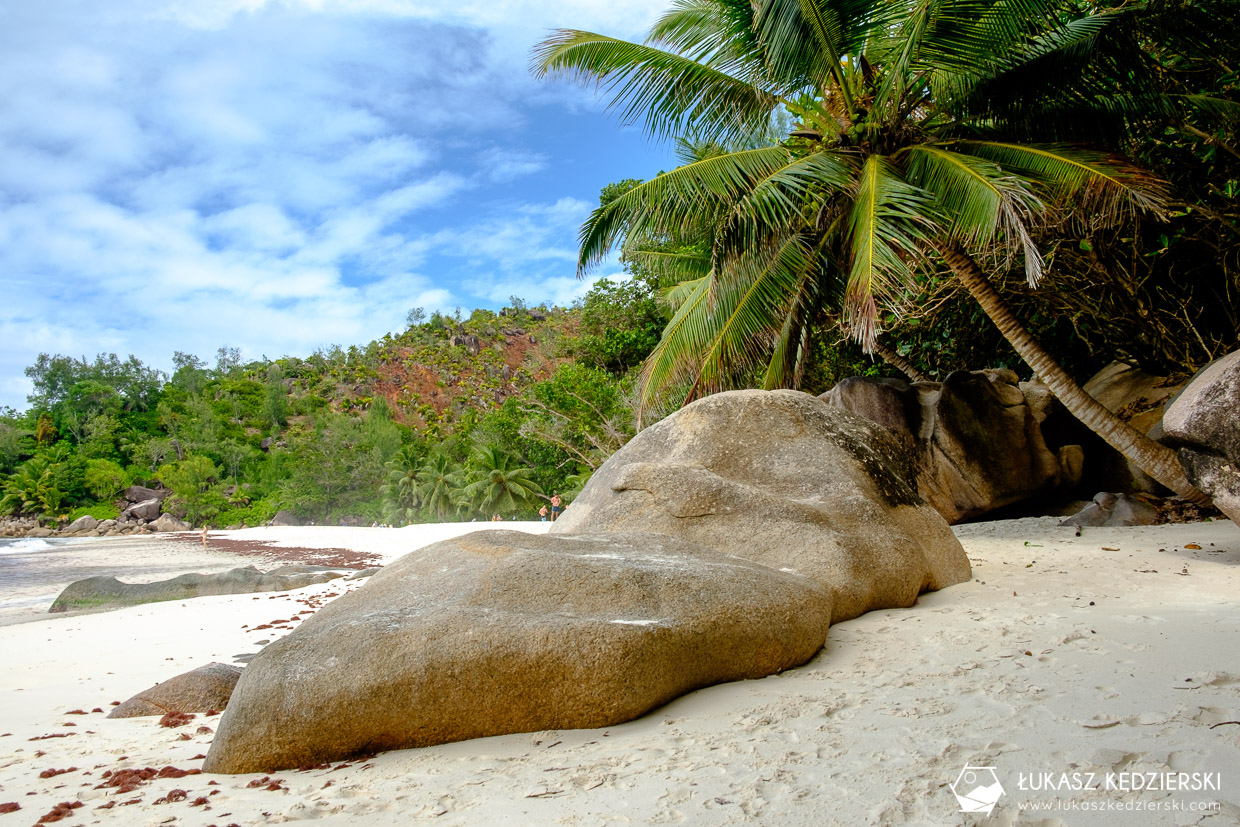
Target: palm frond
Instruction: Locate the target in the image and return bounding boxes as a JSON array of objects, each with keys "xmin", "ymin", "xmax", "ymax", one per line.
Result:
[
  {"xmin": 721, "ymin": 149, "xmax": 858, "ymax": 252},
  {"xmin": 1182, "ymin": 95, "xmax": 1240, "ymax": 123},
  {"xmin": 532, "ymin": 29, "xmax": 776, "ymax": 143},
  {"xmin": 577, "ymin": 145, "xmax": 796, "ymax": 271},
  {"xmin": 636, "ymin": 274, "xmax": 713, "ymax": 423},
  {"xmin": 761, "ymin": 232, "xmax": 835, "ymax": 389},
  {"xmin": 692, "ymin": 233, "xmax": 817, "ymax": 391},
  {"xmin": 911, "ymin": 0, "xmax": 1069, "ymax": 79},
  {"xmin": 637, "ymin": 233, "xmax": 817, "ymax": 420},
  {"xmin": 844, "ymin": 155, "xmax": 935, "ymax": 346},
  {"xmin": 953, "ymin": 140, "xmax": 1169, "ymax": 221},
  {"xmin": 658, "ymin": 275, "xmax": 710, "ymax": 311},
  {"xmin": 648, "ymin": 0, "xmax": 765, "ymax": 83},
  {"xmin": 903, "ymin": 144, "xmax": 1045, "ymax": 283},
  {"xmin": 752, "ymin": 0, "xmax": 872, "ymax": 103},
  {"xmin": 624, "ymin": 247, "xmax": 712, "ymax": 286}
]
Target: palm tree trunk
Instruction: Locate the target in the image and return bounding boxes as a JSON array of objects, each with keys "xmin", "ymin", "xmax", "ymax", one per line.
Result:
[
  {"xmin": 871, "ymin": 341, "xmax": 931, "ymax": 383},
  {"xmin": 935, "ymin": 241, "xmax": 1210, "ymax": 505}
]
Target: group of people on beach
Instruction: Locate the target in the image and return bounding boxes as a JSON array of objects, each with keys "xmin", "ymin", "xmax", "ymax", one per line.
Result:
[
  {"xmin": 488, "ymin": 493, "xmax": 562, "ymax": 523},
  {"xmin": 538, "ymin": 493, "xmax": 562, "ymax": 522}
]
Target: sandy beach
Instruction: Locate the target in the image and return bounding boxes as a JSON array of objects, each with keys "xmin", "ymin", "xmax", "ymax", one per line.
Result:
[{"xmin": 1, "ymin": 517, "xmax": 1238, "ymax": 825}]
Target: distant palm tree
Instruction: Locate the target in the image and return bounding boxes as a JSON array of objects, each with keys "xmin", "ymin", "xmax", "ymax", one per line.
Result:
[
  {"xmin": 463, "ymin": 445, "xmax": 545, "ymax": 517},
  {"xmin": 0, "ymin": 449, "xmax": 67, "ymax": 520},
  {"xmin": 415, "ymin": 453, "xmax": 466, "ymax": 522},
  {"xmin": 534, "ymin": 0, "xmax": 1209, "ymax": 503},
  {"xmin": 382, "ymin": 445, "xmax": 424, "ymax": 525}
]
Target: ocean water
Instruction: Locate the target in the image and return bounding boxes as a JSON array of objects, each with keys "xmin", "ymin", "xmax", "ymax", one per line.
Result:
[
  {"xmin": 0, "ymin": 535, "xmax": 253, "ymax": 626},
  {"xmin": 0, "ymin": 537, "xmax": 61, "ymax": 554}
]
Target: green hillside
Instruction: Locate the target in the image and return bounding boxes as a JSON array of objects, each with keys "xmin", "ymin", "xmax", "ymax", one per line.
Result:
[{"xmin": 0, "ymin": 280, "xmax": 663, "ymax": 528}]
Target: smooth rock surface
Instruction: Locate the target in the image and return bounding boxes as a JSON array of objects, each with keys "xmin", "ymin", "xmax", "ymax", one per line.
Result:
[
  {"xmin": 270, "ymin": 510, "xmax": 301, "ymax": 527},
  {"xmin": 1057, "ymin": 492, "xmax": 1162, "ymax": 528},
  {"xmin": 823, "ymin": 371, "xmax": 1069, "ymax": 523},
  {"xmin": 49, "ymin": 566, "xmax": 346, "ymax": 613},
  {"xmin": 553, "ymin": 389, "xmax": 970, "ymax": 622},
  {"xmin": 1080, "ymin": 361, "xmax": 1186, "ymax": 493},
  {"xmin": 151, "ymin": 514, "xmax": 191, "ymax": 532},
  {"xmin": 204, "ymin": 530, "xmax": 833, "ymax": 773},
  {"xmin": 108, "ymin": 662, "xmax": 242, "ymax": 718},
  {"xmin": 123, "ymin": 485, "xmax": 169, "ymax": 503},
  {"xmin": 1164, "ymin": 350, "xmax": 1240, "ymax": 522},
  {"xmin": 64, "ymin": 515, "xmax": 99, "ymax": 534},
  {"xmin": 122, "ymin": 498, "xmax": 162, "ymax": 522}
]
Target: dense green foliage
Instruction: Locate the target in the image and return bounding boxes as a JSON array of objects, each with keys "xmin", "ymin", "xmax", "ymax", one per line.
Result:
[
  {"xmin": 537, "ymin": 0, "xmax": 1238, "ymax": 413},
  {"xmin": 5, "ymin": 2, "xmax": 1234, "ymax": 525},
  {"xmin": 0, "ymin": 289, "xmax": 647, "ymax": 527}
]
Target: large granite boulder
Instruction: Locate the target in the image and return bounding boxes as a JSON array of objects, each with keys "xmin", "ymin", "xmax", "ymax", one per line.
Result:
[
  {"xmin": 122, "ymin": 498, "xmax": 162, "ymax": 522},
  {"xmin": 552, "ymin": 390, "xmax": 970, "ymax": 622},
  {"xmin": 1057, "ymin": 492, "xmax": 1161, "ymax": 528},
  {"xmin": 49, "ymin": 566, "xmax": 346, "ymax": 613},
  {"xmin": 1163, "ymin": 350, "xmax": 1240, "ymax": 522},
  {"xmin": 108, "ymin": 663, "xmax": 242, "ymax": 718},
  {"xmin": 64, "ymin": 515, "xmax": 99, "ymax": 534},
  {"xmin": 450, "ymin": 333, "xmax": 481, "ymax": 356},
  {"xmin": 270, "ymin": 510, "xmax": 301, "ymax": 527},
  {"xmin": 123, "ymin": 485, "xmax": 169, "ymax": 504},
  {"xmin": 1079, "ymin": 361, "xmax": 1187, "ymax": 494},
  {"xmin": 204, "ymin": 530, "xmax": 833, "ymax": 773},
  {"xmin": 151, "ymin": 514, "xmax": 191, "ymax": 532},
  {"xmin": 822, "ymin": 370, "xmax": 1075, "ymax": 523}
]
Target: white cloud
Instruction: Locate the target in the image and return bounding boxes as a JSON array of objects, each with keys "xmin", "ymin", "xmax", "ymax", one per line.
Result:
[
  {"xmin": 0, "ymin": 0, "xmax": 673, "ymax": 409},
  {"xmin": 477, "ymin": 147, "xmax": 549, "ymax": 183}
]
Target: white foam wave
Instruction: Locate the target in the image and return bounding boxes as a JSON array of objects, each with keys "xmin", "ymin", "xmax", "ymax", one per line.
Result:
[{"xmin": 0, "ymin": 538, "xmax": 55, "ymax": 555}]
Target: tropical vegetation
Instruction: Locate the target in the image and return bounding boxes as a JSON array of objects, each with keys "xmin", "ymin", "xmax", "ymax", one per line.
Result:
[
  {"xmin": 533, "ymin": 0, "xmax": 1238, "ymax": 503},
  {"xmin": 2, "ymin": 1, "xmax": 1235, "ymax": 528},
  {"xmin": 0, "ymin": 287, "xmax": 658, "ymax": 527}
]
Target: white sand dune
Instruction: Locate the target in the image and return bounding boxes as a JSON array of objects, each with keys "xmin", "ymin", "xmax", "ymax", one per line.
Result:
[{"xmin": 1, "ymin": 517, "xmax": 1238, "ymax": 825}]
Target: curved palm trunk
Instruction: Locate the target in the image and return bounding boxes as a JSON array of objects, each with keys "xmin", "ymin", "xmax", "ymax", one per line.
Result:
[
  {"xmin": 871, "ymin": 341, "xmax": 931, "ymax": 384},
  {"xmin": 935, "ymin": 242, "xmax": 1210, "ymax": 505}
]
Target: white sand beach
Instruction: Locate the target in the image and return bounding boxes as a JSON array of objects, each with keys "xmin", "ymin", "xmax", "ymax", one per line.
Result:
[{"xmin": 1, "ymin": 517, "xmax": 1238, "ymax": 825}]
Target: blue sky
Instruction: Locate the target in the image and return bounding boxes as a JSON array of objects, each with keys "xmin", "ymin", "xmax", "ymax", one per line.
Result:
[{"xmin": 0, "ymin": 0, "xmax": 677, "ymax": 411}]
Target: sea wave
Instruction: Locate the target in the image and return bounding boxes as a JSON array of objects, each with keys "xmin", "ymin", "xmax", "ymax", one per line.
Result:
[
  {"xmin": 0, "ymin": 537, "xmax": 94, "ymax": 555},
  {"xmin": 0, "ymin": 538, "xmax": 55, "ymax": 555}
]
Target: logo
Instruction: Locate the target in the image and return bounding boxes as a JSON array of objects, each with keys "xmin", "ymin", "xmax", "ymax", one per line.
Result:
[{"xmin": 952, "ymin": 765, "xmax": 1005, "ymax": 816}]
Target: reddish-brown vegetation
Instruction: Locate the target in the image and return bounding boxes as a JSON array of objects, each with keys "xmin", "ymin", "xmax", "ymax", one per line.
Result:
[
  {"xmin": 34, "ymin": 801, "xmax": 82, "ymax": 823},
  {"xmin": 158, "ymin": 711, "xmax": 195, "ymax": 728}
]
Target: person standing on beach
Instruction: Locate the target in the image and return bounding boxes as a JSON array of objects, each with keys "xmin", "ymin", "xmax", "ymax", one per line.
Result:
[
  {"xmin": 201, "ymin": 525, "xmax": 208, "ymax": 548},
  {"xmin": 550, "ymin": 494, "xmax": 562, "ymax": 522},
  {"xmin": 539, "ymin": 505, "xmax": 548, "ymax": 522}
]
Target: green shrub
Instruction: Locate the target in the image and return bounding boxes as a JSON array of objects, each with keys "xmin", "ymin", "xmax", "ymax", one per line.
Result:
[
  {"xmin": 211, "ymin": 498, "xmax": 277, "ymax": 528},
  {"xmin": 64, "ymin": 503, "xmax": 121, "ymax": 523},
  {"xmin": 84, "ymin": 458, "xmax": 128, "ymax": 500}
]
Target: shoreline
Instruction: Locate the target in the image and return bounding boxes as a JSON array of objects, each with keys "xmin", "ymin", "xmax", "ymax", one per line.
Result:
[
  {"xmin": 0, "ymin": 517, "xmax": 1237, "ymax": 824},
  {"xmin": 0, "ymin": 522, "xmax": 551, "ymax": 627}
]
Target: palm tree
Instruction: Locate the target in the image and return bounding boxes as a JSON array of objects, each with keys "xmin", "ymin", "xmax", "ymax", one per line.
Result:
[
  {"xmin": 0, "ymin": 454, "xmax": 65, "ymax": 520},
  {"xmin": 382, "ymin": 444, "xmax": 424, "ymax": 525},
  {"xmin": 533, "ymin": 0, "xmax": 1209, "ymax": 503},
  {"xmin": 462, "ymin": 445, "xmax": 545, "ymax": 518},
  {"xmin": 415, "ymin": 453, "xmax": 466, "ymax": 522}
]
